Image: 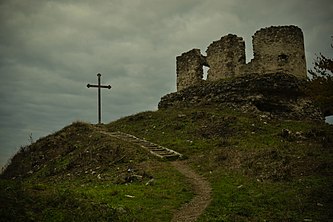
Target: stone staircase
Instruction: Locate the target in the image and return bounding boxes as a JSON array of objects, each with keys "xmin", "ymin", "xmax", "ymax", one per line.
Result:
[{"xmin": 99, "ymin": 131, "xmax": 184, "ymax": 160}]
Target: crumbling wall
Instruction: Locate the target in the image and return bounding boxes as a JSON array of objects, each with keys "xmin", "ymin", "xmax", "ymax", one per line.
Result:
[
  {"xmin": 243, "ymin": 26, "xmax": 307, "ymax": 78},
  {"xmin": 206, "ymin": 34, "xmax": 246, "ymax": 80},
  {"xmin": 176, "ymin": 25, "xmax": 307, "ymax": 91},
  {"xmin": 176, "ymin": 49, "xmax": 207, "ymax": 91}
]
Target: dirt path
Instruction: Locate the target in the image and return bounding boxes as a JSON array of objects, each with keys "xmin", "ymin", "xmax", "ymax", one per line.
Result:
[
  {"xmin": 171, "ymin": 161, "xmax": 212, "ymax": 222},
  {"xmin": 96, "ymin": 129, "xmax": 212, "ymax": 221}
]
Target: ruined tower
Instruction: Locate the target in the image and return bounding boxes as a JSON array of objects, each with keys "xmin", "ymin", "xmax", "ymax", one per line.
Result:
[
  {"xmin": 244, "ymin": 25, "xmax": 307, "ymax": 78},
  {"xmin": 176, "ymin": 25, "xmax": 307, "ymax": 91}
]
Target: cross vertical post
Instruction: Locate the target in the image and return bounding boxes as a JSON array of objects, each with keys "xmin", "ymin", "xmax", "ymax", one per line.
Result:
[
  {"xmin": 87, "ymin": 73, "xmax": 112, "ymax": 124},
  {"xmin": 97, "ymin": 73, "xmax": 101, "ymax": 124}
]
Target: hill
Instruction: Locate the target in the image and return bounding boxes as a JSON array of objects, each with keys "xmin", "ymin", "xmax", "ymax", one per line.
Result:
[{"xmin": 1, "ymin": 73, "xmax": 333, "ymax": 221}]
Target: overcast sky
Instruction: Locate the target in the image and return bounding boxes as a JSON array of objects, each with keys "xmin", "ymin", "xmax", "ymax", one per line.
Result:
[{"xmin": 1, "ymin": 0, "xmax": 332, "ymax": 168}]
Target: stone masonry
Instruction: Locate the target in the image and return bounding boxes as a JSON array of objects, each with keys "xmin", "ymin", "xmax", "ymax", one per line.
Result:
[
  {"xmin": 176, "ymin": 49, "xmax": 207, "ymax": 91},
  {"xmin": 176, "ymin": 25, "xmax": 307, "ymax": 91},
  {"xmin": 206, "ymin": 34, "xmax": 246, "ymax": 81}
]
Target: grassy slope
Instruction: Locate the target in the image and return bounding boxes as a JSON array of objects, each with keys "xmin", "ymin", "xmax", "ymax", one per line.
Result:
[
  {"xmin": 1, "ymin": 106, "xmax": 333, "ymax": 221},
  {"xmin": 0, "ymin": 122, "xmax": 193, "ymax": 221},
  {"xmin": 108, "ymin": 106, "xmax": 333, "ymax": 221}
]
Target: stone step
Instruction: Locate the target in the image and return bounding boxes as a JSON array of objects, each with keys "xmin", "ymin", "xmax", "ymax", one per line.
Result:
[
  {"xmin": 150, "ymin": 148, "xmax": 165, "ymax": 152},
  {"xmin": 162, "ymin": 155, "xmax": 181, "ymax": 161},
  {"xmin": 145, "ymin": 145, "xmax": 160, "ymax": 149},
  {"xmin": 153, "ymin": 150, "xmax": 175, "ymax": 155},
  {"xmin": 99, "ymin": 130, "xmax": 183, "ymax": 160}
]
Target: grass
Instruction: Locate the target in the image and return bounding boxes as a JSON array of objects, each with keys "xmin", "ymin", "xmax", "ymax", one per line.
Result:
[
  {"xmin": 199, "ymin": 172, "xmax": 332, "ymax": 221},
  {"xmin": 1, "ymin": 106, "xmax": 333, "ymax": 221},
  {"xmin": 108, "ymin": 106, "xmax": 333, "ymax": 221},
  {"xmin": 1, "ymin": 121, "xmax": 193, "ymax": 221},
  {"xmin": 1, "ymin": 161, "xmax": 193, "ymax": 221}
]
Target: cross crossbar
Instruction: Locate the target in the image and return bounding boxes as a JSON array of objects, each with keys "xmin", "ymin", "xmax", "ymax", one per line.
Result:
[
  {"xmin": 87, "ymin": 73, "xmax": 112, "ymax": 124},
  {"xmin": 87, "ymin": 84, "xmax": 111, "ymax": 89}
]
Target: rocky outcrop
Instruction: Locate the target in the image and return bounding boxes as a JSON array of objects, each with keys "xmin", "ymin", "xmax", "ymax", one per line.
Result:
[{"xmin": 159, "ymin": 73, "xmax": 323, "ymax": 121}]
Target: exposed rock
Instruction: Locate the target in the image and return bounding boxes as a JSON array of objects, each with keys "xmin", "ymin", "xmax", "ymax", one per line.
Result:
[{"xmin": 159, "ymin": 73, "xmax": 323, "ymax": 121}]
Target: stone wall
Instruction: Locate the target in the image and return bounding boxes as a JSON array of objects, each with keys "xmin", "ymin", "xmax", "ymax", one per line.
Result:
[
  {"xmin": 176, "ymin": 25, "xmax": 307, "ymax": 91},
  {"xmin": 176, "ymin": 49, "xmax": 207, "ymax": 91},
  {"xmin": 243, "ymin": 26, "xmax": 307, "ymax": 78},
  {"xmin": 206, "ymin": 34, "xmax": 245, "ymax": 81}
]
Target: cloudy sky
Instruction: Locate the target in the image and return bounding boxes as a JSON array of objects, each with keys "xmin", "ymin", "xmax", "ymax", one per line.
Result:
[{"xmin": 0, "ymin": 0, "xmax": 332, "ymax": 168}]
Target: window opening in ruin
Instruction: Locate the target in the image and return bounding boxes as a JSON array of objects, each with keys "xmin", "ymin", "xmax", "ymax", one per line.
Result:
[
  {"xmin": 203, "ymin": 66, "xmax": 209, "ymax": 80},
  {"xmin": 278, "ymin": 54, "xmax": 289, "ymax": 62},
  {"xmin": 244, "ymin": 37, "xmax": 253, "ymax": 63}
]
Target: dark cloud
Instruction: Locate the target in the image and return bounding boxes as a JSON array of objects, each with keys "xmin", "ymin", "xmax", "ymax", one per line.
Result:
[{"xmin": 1, "ymin": 0, "xmax": 332, "ymax": 167}]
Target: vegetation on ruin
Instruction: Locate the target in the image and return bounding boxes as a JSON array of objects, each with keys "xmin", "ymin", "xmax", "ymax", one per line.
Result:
[{"xmin": 1, "ymin": 105, "xmax": 332, "ymax": 221}]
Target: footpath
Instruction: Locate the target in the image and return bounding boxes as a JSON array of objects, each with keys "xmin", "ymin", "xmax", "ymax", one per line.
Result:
[{"xmin": 98, "ymin": 129, "xmax": 212, "ymax": 221}]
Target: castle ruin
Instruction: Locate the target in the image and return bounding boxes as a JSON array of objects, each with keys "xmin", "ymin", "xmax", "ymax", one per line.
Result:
[{"xmin": 176, "ymin": 25, "xmax": 307, "ymax": 91}]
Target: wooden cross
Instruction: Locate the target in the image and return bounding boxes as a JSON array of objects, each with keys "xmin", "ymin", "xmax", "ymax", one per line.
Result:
[{"xmin": 87, "ymin": 73, "xmax": 111, "ymax": 124}]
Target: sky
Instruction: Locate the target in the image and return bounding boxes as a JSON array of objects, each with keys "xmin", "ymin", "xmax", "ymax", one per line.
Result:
[{"xmin": 1, "ymin": 0, "xmax": 332, "ymax": 169}]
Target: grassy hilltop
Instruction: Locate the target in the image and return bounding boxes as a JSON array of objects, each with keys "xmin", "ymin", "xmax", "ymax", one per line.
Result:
[{"xmin": 1, "ymin": 104, "xmax": 332, "ymax": 221}]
